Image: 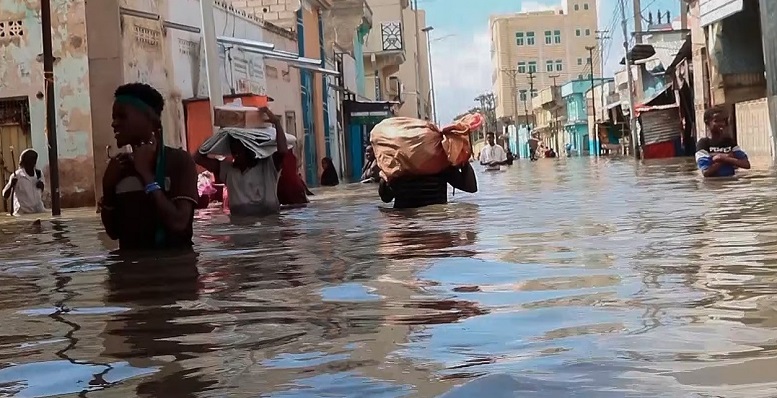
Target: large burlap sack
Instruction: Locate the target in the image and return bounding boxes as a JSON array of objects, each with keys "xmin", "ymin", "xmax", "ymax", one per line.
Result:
[
  {"xmin": 370, "ymin": 114, "xmax": 480, "ymax": 181},
  {"xmin": 370, "ymin": 117, "xmax": 448, "ymax": 181},
  {"xmin": 442, "ymin": 113, "xmax": 482, "ymax": 165}
]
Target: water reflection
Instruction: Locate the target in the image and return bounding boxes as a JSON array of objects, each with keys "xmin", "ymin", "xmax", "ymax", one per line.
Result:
[{"xmin": 2, "ymin": 158, "xmax": 777, "ymax": 396}]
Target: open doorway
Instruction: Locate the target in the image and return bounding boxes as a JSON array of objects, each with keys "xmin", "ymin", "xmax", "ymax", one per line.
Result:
[{"xmin": 0, "ymin": 98, "xmax": 32, "ymax": 213}]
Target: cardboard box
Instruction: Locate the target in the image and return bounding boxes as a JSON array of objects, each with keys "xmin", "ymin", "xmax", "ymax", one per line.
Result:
[{"xmin": 213, "ymin": 105, "xmax": 265, "ymax": 128}]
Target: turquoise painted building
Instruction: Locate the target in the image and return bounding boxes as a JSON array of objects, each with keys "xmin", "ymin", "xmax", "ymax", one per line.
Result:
[
  {"xmin": 507, "ymin": 125, "xmax": 533, "ymax": 159},
  {"xmin": 560, "ymin": 78, "xmax": 612, "ymax": 156}
]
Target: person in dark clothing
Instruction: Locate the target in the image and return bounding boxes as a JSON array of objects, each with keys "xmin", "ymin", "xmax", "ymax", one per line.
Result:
[
  {"xmin": 360, "ymin": 146, "xmax": 380, "ymax": 183},
  {"xmin": 99, "ymin": 83, "xmax": 198, "ymax": 251},
  {"xmin": 378, "ymin": 163, "xmax": 477, "ymax": 209},
  {"xmin": 320, "ymin": 157, "xmax": 340, "ymax": 186},
  {"xmin": 505, "ymin": 150, "xmax": 515, "ymax": 165}
]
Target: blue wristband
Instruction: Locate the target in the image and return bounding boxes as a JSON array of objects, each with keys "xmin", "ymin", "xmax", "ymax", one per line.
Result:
[{"xmin": 145, "ymin": 182, "xmax": 161, "ymax": 194}]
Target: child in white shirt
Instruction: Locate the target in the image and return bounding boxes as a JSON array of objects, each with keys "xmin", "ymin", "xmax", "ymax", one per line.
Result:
[{"xmin": 2, "ymin": 149, "xmax": 46, "ymax": 215}]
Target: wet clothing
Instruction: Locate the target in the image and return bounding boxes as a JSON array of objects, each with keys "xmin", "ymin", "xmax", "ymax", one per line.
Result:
[
  {"xmin": 3, "ymin": 168, "xmax": 45, "ymax": 215},
  {"xmin": 321, "ymin": 167, "xmax": 339, "ymax": 186},
  {"xmin": 379, "ymin": 165, "xmax": 474, "ymax": 209},
  {"xmin": 361, "ymin": 160, "xmax": 380, "ymax": 183},
  {"xmin": 221, "ymin": 156, "xmax": 281, "ymax": 216},
  {"xmin": 480, "ymin": 144, "xmax": 507, "ymax": 171},
  {"xmin": 695, "ymin": 136, "xmax": 748, "ymax": 177},
  {"xmin": 277, "ymin": 152, "xmax": 309, "ymax": 205},
  {"xmin": 103, "ymin": 146, "xmax": 198, "ymax": 250}
]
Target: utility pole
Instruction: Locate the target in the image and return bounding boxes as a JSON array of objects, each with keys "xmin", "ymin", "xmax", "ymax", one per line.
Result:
[
  {"xmin": 41, "ymin": 0, "xmax": 61, "ymax": 216},
  {"xmin": 412, "ymin": 0, "xmax": 423, "ymax": 118},
  {"xmin": 502, "ymin": 68, "xmax": 521, "ymax": 127},
  {"xmin": 596, "ymin": 30, "xmax": 610, "ymax": 120},
  {"xmin": 501, "ymin": 68, "xmax": 522, "ymax": 158},
  {"xmin": 586, "ymin": 45, "xmax": 598, "ymax": 157},
  {"xmin": 527, "ymin": 70, "xmax": 536, "ymax": 131},
  {"xmin": 549, "ymin": 74, "xmax": 561, "ymax": 152},
  {"xmin": 621, "ymin": 0, "xmax": 640, "ymax": 159},
  {"xmin": 633, "ymin": 0, "xmax": 643, "ymax": 44}
]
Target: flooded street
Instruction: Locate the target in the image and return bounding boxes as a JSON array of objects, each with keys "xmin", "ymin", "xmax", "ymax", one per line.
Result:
[{"xmin": 3, "ymin": 157, "xmax": 777, "ymax": 397}]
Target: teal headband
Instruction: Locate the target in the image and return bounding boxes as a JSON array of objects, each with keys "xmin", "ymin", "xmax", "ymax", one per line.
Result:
[{"xmin": 115, "ymin": 95, "xmax": 160, "ymax": 119}]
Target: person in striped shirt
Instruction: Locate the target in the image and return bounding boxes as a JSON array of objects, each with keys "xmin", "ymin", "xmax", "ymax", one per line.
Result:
[{"xmin": 695, "ymin": 106, "xmax": 750, "ymax": 178}]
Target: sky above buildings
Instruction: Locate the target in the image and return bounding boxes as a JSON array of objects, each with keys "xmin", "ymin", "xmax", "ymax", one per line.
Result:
[{"xmin": 422, "ymin": 0, "xmax": 679, "ymax": 124}]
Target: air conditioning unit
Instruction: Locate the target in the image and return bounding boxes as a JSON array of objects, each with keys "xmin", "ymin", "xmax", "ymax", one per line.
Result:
[{"xmin": 388, "ymin": 76, "xmax": 403, "ymax": 102}]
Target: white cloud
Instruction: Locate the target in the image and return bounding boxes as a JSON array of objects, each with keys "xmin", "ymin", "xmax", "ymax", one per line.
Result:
[
  {"xmin": 430, "ymin": 29, "xmax": 492, "ymax": 123},
  {"xmin": 520, "ymin": 1, "xmax": 555, "ymax": 12}
]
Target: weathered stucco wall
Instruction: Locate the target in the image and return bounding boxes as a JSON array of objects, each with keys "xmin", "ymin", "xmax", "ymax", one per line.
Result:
[
  {"xmin": 0, "ymin": 0, "xmax": 96, "ymax": 207},
  {"xmin": 125, "ymin": 0, "xmax": 269, "ymax": 150},
  {"xmin": 262, "ymin": 24, "xmax": 304, "ymax": 175}
]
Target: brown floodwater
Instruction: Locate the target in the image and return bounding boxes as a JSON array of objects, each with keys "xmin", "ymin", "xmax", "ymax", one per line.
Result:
[{"xmin": 1, "ymin": 157, "xmax": 777, "ymax": 397}]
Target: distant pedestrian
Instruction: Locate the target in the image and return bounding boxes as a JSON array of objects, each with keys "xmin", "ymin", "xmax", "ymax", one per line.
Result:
[
  {"xmin": 479, "ymin": 132, "xmax": 507, "ymax": 171},
  {"xmin": 2, "ymin": 149, "xmax": 46, "ymax": 216},
  {"xmin": 360, "ymin": 146, "xmax": 380, "ymax": 183},
  {"xmin": 528, "ymin": 134, "xmax": 540, "ymax": 161},
  {"xmin": 320, "ymin": 157, "xmax": 339, "ymax": 186},
  {"xmin": 695, "ymin": 105, "xmax": 750, "ymax": 178}
]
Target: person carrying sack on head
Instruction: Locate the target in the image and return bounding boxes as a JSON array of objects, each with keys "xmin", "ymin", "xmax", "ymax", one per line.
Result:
[{"xmin": 3, "ymin": 149, "xmax": 46, "ymax": 216}]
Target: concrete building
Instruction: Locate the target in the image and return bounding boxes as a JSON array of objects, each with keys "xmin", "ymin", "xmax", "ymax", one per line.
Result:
[
  {"xmin": 532, "ymin": 85, "xmax": 567, "ymax": 152},
  {"xmin": 362, "ymin": 0, "xmax": 409, "ymax": 103},
  {"xmin": 393, "ymin": 7, "xmax": 431, "ymax": 119},
  {"xmin": 682, "ymin": 0, "xmax": 776, "ymax": 161},
  {"xmin": 490, "ymin": 0, "xmax": 599, "ymax": 125},
  {"xmin": 323, "ymin": 0, "xmax": 373, "ymax": 99},
  {"xmin": 0, "ymin": 0, "xmax": 313, "ymax": 208},
  {"xmin": 561, "ymin": 78, "xmax": 610, "ymax": 156},
  {"xmin": 232, "ymin": 0, "xmax": 337, "ymax": 185}
]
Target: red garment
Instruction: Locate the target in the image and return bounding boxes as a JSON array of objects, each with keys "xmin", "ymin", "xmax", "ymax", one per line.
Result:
[{"xmin": 277, "ymin": 152, "xmax": 309, "ymax": 205}]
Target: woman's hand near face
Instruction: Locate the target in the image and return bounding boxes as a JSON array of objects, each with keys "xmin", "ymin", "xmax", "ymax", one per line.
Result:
[
  {"xmin": 103, "ymin": 155, "xmax": 129, "ymax": 189},
  {"xmin": 131, "ymin": 141, "xmax": 158, "ymax": 184}
]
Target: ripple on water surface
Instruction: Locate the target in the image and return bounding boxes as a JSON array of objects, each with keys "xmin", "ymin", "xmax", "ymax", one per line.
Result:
[{"xmin": 2, "ymin": 158, "xmax": 777, "ymax": 397}]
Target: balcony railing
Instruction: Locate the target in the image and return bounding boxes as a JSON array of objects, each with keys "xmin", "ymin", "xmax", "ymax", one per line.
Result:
[{"xmin": 381, "ymin": 21, "xmax": 403, "ymax": 51}]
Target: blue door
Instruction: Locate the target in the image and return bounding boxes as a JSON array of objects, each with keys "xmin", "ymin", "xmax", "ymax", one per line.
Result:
[
  {"xmin": 348, "ymin": 125, "xmax": 364, "ymax": 182},
  {"xmin": 301, "ymin": 71, "xmax": 317, "ymax": 186}
]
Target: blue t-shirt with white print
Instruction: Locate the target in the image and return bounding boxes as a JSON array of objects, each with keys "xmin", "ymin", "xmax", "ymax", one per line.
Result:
[{"xmin": 695, "ymin": 136, "xmax": 748, "ymax": 177}]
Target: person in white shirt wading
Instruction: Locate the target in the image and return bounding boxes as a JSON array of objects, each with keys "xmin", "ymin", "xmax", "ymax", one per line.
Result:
[
  {"xmin": 479, "ymin": 132, "xmax": 508, "ymax": 171},
  {"xmin": 2, "ymin": 149, "xmax": 46, "ymax": 216}
]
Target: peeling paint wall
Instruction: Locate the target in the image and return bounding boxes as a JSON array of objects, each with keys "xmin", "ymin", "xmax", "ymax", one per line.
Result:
[
  {"xmin": 2, "ymin": 0, "xmax": 279, "ymax": 209},
  {"xmin": 0, "ymin": 0, "xmax": 96, "ymax": 207},
  {"xmin": 125, "ymin": 0, "xmax": 269, "ymax": 150}
]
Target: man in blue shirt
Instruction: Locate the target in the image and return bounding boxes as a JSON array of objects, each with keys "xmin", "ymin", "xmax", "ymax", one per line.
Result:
[{"xmin": 695, "ymin": 106, "xmax": 750, "ymax": 177}]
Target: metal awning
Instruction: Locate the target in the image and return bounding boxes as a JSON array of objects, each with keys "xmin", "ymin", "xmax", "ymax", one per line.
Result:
[
  {"xmin": 217, "ymin": 36, "xmax": 340, "ymax": 76},
  {"xmin": 666, "ymin": 36, "xmax": 692, "ymax": 72},
  {"xmin": 700, "ymin": 0, "xmax": 743, "ymax": 27}
]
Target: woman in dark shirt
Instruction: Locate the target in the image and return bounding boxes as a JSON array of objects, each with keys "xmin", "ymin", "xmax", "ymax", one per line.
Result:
[
  {"xmin": 320, "ymin": 157, "xmax": 339, "ymax": 186},
  {"xmin": 378, "ymin": 163, "xmax": 477, "ymax": 209}
]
